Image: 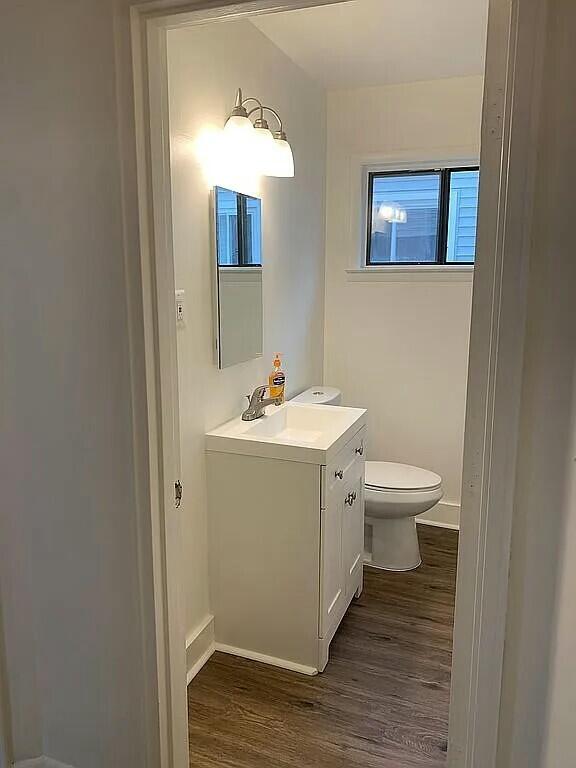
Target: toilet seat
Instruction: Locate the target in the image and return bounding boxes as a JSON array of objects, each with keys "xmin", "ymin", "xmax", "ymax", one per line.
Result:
[{"xmin": 365, "ymin": 461, "xmax": 442, "ymax": 493}]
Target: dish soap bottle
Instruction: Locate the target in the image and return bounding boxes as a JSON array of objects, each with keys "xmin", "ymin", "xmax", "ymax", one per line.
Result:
[{"xmin": 269, "ymin": 353, "xmax": 286, "ymax": 402}]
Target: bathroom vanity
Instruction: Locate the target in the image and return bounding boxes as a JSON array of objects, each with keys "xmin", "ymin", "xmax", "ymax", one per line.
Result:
[{"xmin": 206, "ymin": 402, "xmax": 367, "ymax": 674}]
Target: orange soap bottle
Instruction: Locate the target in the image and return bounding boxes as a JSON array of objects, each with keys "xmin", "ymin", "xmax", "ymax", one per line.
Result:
[{"xmin": 269, "ymin": 353, "xmax": 286, "ymax": 402}]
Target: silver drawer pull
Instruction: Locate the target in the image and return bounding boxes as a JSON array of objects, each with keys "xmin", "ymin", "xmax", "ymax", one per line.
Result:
[
  {"xmin": 335, "ymin": 469, "xmax": 344, "ymax": 480},
  {"xmin": 345, "ymin": 491, "xmax": 358, "ymax": 506},
  {"xmin": 355, "ymin": 443, "xmax": 364, "ymax": 456}
]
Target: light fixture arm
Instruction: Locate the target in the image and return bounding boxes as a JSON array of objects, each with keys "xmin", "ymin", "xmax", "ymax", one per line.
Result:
[
  {"xmin": 228, "ymin": 88, "xmax": 287, "ymax": 139},
  {"xmin": 246, "ymin": 105, "xmax": 285, "ymax": 138},
  {"xmin": 228, "ymin": 89, "xmax": 264, "ymax": 120},
  {"xmin": 241, "ymin": 97, "xmax": 266, "ymax": 123}
]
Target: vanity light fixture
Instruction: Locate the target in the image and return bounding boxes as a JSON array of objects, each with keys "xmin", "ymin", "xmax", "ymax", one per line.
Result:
[
  {"xmin": 223, "ymin": 88, "xmax": 295, "ymax": 178},
  {"xmin": 378, "ymin": 203, "xmax": 408, "ymax": 224}
]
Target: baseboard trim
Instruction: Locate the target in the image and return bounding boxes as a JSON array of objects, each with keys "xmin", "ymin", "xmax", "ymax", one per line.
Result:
[
  {"xmin": 14, "ymin": 761, "xmax": 44, "ymax": 768},
  {"xmin": 15, "ymin": 758, "xmax": 76, "ymax": 768},
  {"xmin": 417, "ymin": 518, "xmax": 459, "ymax": 531},
  {"xmin": 214, "ymin": 643, "xmax": 318, "ymax": 676},
  {"xmin": 187, "ymin": 643, "xmax": 215, "ymax": 685},
  {"xmin": 186, "ymin": 614, "xmax": 215, "ymax": 684},
  {"xmin": 417, "ymin": 501, "xmax": 460, "ymax": 530}
]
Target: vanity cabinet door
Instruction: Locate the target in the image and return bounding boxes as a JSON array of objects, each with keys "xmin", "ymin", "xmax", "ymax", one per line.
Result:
[
  {"xmin": 343, "ymin": 466, "xmax": 365, "ymax": 598},
  {"xmin": 320, "ymin": 427, "xmax": 366, "ymax": 638},
  {"xmin": 319, "ymin": 493, "xmax": 345, "ymax": 639}
]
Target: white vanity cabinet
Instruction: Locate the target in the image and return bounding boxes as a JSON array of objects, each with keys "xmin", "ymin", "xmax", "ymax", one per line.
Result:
[{"xmin": 206, "ymin": 408, "xmax": 366, "ymax": 675}]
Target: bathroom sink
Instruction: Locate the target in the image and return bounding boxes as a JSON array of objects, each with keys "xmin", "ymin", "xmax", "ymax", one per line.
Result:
[
  {"xmin": 245, "ymin": 403, "xmax": 353, "ymax": 442},
  {"xmin": 206, "ymin": 402, "xmax": 367, "ymax": 464}
]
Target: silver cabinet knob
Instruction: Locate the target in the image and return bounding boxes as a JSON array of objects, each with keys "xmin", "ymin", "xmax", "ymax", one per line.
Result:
[
  {"xmin": 335, "ymin": 469, "xmax": 344, "ymax": 480},
  {"xmin": 355, "ymin": 444, "xmax": 364, "ymax": 456}
]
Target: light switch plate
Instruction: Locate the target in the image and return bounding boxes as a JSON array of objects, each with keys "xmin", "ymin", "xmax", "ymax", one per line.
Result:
[{"xmin": 175, "ymin": 289, "xmax": 186, "ymax": 325}]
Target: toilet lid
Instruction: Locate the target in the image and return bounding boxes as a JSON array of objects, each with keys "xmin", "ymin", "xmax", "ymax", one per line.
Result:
[
  {"xmin": 365, "ymin": 461, "xmax": 442, "ymax": 491},
  {"xmin": 290, "ymin": 386, "xmax": 341, "ymax": 405}
]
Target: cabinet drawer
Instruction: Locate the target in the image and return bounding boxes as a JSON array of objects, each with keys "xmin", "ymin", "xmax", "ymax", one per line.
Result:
[{"xmin": 324, "ymin": 427, "xmax": 366, "ymax": 499}]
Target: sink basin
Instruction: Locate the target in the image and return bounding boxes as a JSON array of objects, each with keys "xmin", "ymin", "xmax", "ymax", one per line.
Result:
[
  {"xmin": 206, "ymin": 402, "xmax": 367, "ymax": 464},
  {"xmin": 244, "ymin": 403, "xmax": 354, "ymax": 443}
]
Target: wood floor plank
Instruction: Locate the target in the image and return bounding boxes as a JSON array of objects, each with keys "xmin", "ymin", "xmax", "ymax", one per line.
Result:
[{"xmin": 188, "ymin": 525, "xmax": 458, "ymax": 768}]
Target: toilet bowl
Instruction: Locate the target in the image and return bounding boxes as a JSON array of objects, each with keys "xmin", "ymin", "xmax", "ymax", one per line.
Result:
[
  {"xmin": 365, "ymin": 462, "xmax": 443, "ymax": 571},
  {"xmin": 290, "ymin": 388, "xmax": 444, "ymax": 571}
]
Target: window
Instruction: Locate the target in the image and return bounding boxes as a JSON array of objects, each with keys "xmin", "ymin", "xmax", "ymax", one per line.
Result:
[{"xmin": 366, "ymin": 167, "xmax": 479, "ymax": 266}]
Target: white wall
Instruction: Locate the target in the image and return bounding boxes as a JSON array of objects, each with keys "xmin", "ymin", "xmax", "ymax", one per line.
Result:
[
  {"xmin": 166, "ymin": 21, "xmax": 326, "ymax": 649},
  {"xmin": 0, "ymin": 1, "xmax": 158, "ymax": 766},
  {"xmin": 1, "ymin": 2, "xmax": 575, "ymax": 768},
  {"xmin": 496, "ymin": 0, "xmax": 576, "ymax": 764},
  {"xmin": 324, "ymin": 76, "xmax": 483, "ymax": 523}
]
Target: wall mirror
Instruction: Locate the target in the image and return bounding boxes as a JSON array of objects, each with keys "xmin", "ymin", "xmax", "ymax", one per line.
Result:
[{"xmin": 212, "ymin": 186, "xmax": 263, "ymax": 369}]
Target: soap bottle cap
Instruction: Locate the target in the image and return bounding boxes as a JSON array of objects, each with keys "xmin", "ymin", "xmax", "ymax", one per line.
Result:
[{"xmin": 273, "ymin": 353, "xmax": 282, "ymax": 367}]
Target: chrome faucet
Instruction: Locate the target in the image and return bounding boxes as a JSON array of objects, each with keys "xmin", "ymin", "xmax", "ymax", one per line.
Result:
[{"xmin": 242, "ymin": 384, "xmax": 282, "ymax": 421}]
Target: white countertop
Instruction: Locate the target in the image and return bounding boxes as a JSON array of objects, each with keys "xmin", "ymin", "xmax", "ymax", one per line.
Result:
[{"xmin": 206, "ymin": 402, "xmax": 367, "ymax": 464}]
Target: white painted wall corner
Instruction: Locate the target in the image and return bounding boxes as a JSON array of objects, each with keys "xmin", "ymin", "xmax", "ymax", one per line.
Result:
[
  {"xmin": 418, "ymin": 501, "xmax": 460, "ymax": 530},
  {"xmin": 186, "ymin": 614, "xmax": 215, "ymax": 685}
]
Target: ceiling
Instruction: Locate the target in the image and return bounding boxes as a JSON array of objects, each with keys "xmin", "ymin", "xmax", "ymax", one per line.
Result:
[{"xmin": 252, "ymin": 0, "xmax": 488, "ymax": 90}]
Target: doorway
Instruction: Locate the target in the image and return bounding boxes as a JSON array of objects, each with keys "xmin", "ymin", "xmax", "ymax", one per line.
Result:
[{"xmin": 130, "ymin": 1, "xmax": 545, "ymax": 766}]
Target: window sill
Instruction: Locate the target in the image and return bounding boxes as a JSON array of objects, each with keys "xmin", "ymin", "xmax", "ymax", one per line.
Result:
[{"xmin": 345, "ymin": 266, "xmax": 474, "ymax": 283}]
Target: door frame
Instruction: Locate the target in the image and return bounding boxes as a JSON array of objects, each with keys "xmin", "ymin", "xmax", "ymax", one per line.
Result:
[
  {"xmin": 126, "ymin": 0, "xmax": 547, "ymax": 766},
  {"xmin": 0, "ymin": 582, "xmax": 11, "ymax": 767}
]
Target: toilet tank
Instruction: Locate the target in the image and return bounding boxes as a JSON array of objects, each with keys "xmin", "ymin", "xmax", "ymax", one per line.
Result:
[{"xmin": 290, "ymin": 386, "xmax": 342, "ymax": 406}]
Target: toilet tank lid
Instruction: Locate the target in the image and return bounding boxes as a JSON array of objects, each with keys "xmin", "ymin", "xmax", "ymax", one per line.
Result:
[
  {"xmin": 366, "ymin": 462, "xmax": 442, "ymax": 491},
  {"xmin": 291, "ymin": 386, "xmax": 342, "ymax": 405}
]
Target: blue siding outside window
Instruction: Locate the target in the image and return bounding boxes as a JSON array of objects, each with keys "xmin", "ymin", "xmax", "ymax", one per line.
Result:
[{"xmin": 447, "ymin": 169, "xmax": 480, "ymax": 263}]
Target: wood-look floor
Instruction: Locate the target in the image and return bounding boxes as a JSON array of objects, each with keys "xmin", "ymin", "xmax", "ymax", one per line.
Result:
[{"xmin": 188, "ymin": 525, "xmax": 458, "ymax": 768}]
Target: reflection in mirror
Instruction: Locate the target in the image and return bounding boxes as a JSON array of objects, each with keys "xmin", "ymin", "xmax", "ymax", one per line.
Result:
[{"xmin": 213, "ymin": 187, "xmax": 263, "ymax": 369}]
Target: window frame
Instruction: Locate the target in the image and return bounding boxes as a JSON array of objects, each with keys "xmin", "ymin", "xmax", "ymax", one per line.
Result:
[{"xmin": 365, "ymin": 165, "xmax": 480, "ymax": 267}]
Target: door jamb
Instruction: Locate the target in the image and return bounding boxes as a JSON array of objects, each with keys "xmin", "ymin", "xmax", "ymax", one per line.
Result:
[
  {"xmin": 0, "ymin": 604, "xmax": 10, "ymax": 768},
  {"xmin": 126, "ymin": 1, "xmax": 547, "ymax": 767},
  {"xmin": 448, "ymin": 1, "xmax": 547, "ymax": 764}
]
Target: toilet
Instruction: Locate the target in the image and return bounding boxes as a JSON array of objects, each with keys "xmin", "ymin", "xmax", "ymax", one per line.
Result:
[
  {"xmin": 291, "ymin": 387, "xmax": 444, "ymax": 571},
  {"xmin": 364, "ymin": 461, "xmax": 443, "ymax": 570}
]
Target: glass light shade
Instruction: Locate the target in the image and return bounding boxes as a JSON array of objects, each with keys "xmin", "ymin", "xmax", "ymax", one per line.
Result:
[
  {"xmin": 223, "ymin": 114, "xmax": 255, "ymax": 138},
  {"xmin": 253, "ymin": 127, "xmax": 277, "ymax": 175},
  {"xmin": 223, "ymin": 115, "xmax": 255, "ymax": 159},
  {"xmin": 222, "ymin": 115, "xmax": 259, "ymax": 175},
  {"xmin": 269, "ymin": 138, "xmax": 295, "ymax": 178}
]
